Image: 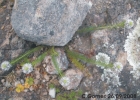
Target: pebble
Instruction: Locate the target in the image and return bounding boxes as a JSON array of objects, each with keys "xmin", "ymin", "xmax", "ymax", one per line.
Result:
[
  {"xmin": 49, "ymin": 88, "xmax": 56, "ymax": 98},
  {"xmin": 20, "ymin": 79, "xmax": 24, "ymax": 84},
  {"xmin": 42, "ymin": 80, "xmax": 46, "ymax": 83},
  {"xmin": 59, "ymin": 69, "xmax": 83, "ymax": 90},
  {"xmin": 36, "ymin": 74, "xmax": 40, "ymax": 79},
  {"xmin": 15, "ymin": 81, "xmax": 20, "ymax": 87},
  {"xmin": 24, "ymin": 89, "xmax": 28, "ymax": 92},
  {"xmin": 1, "ymin": 79, "xmax": 5, "ymax": 83},
  {"xmin": 34, "ymin": 79, "xmax": 39, "ymax": 84},
  {"xmin": 29, "ymin": 86, "xmax": 34, "ymax": 91},
  {"xmin": 43, "ymin": 63, "xmax": 46, "ymax": 67},
  {"xmin": 43, "ymin": 74, "xmax": 49, "ymax": 81}
]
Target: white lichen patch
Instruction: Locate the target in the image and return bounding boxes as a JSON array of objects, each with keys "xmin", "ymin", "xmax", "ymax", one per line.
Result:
[
  {"xmin": 101, "ymin": 69, "xmax": 121, "ymax": 87},
  {"xmin": 1, "ymin": 61, "xmax": 12, "ymax": 71},
  {"xmin": 124, "ymin": 18, "xmax": 140, "ymax": 67},
  {"xmin": 96, "ymin": 52, "xmax": 110, "ymax": 69},
  {"xmin": 136, "ymin": 17, "xmax": 140, "ymax": 25},
  {"xmin": 22, "ymin": 63, "xmax": 33, "ymax": 74},
  {"xmin": 130, "ymin": 63, "xmax": 140, "ymax": 80},
  {"xmin": 124, "ymin": 17, "xmax": 140, "ymax": 80},
  {"xmin": 101, "ymin": 62, "xmax": 123, "ymax": 87}
]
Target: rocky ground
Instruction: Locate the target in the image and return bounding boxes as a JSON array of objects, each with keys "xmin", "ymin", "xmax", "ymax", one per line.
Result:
[{"xmin": 0, "ymin": 0, "xmax": 140, "ymax": 100}]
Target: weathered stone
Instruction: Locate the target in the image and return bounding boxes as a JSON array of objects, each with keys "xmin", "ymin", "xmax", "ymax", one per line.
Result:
[
  {"xmin": 49, "ymin": 88, "xmax": 56, "ymax": 98},
  {"xmin": 11, "ymin": 0, "xmax": 92, "ymax": 46},
  {"xmin": 44, "ymin": 48, "xmax": 69, "ymax": 74},
  {"xmin": 59, "ymin": 69, "xmax": 83, "ymax": 90}
]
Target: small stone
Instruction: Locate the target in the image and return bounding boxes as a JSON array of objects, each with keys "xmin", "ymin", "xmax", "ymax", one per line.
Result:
[
  {"xmin": 43, "ymin": 63, "xmax": 46, "ymax": 67},
  {"xmin": 1, "ymin": 79, "xmax": 5, "ymax": 83},
  {"xmin": 59, "ymin": 69, "xmax": 83, "ymax": 90},
  {"xmin": 36, "ymin": 74, "xmax": 40, "ymax": 79},
  {"xmin": 44, "ymin": 56, "xmax": 51, "ymax": 64},
  {"xmin": 43, "ymin": 74, "xmax": 49, "ymax": 81},
  {"xmin": 16, "ymin": 69, "xmax": 22, "ymax": 75},
  {"xmin": 24, "ymin": 89, "xmax": 28, "ymax": 92},
  {"xmin": 20, "ymin": 79, "xmax": 24, "ymax": 84},
  {"xmin": 29, "ymin": 86, "xmax": 34, "ymax": 91},
  {"xmin": 45, "ymin": 48, "xmax": 69, "ymax": 74},
  {"xmin": 42, "ymin": 80, "xmax": 46, "ymax": 83},
  {"xmin": 49, "ymin": 88, "xmax": 56, "ymax": 98},
  {"xmin": 34, "ymin": 79, "xmax": 39, "ymax": 84},
  {"xmin": 15, "ymin": 81, "xmax": 20, "ymax": 87},
  {"xmin": 35, "ymin": 70, "xmax": 40, "ymax": 75},
  {"xmin": 5, "ymin": 81, "xmax": 11, "ymax": 87}
]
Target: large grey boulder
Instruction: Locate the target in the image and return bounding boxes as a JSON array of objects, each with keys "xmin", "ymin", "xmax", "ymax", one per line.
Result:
[{"xmin": 11, "ymin": 0, "xmax": 92, "ymax": 46}]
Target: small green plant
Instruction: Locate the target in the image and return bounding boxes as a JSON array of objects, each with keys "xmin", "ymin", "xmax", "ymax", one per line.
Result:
[
  {"xmin": 49, "ymin": 83, "xmax": 55, "ymax": 89},
  {"xmin": 10, "ymin": 46, "xmax": 43, "ymax": 66},
  {"xmin": 77, "ymin": 21, "xmax": 125, "ymax": 34},
  {"xmin": 56, "ymin": 90, "xmax": 83, "ymax": 100},
  {"xmin": 56, "ymin": 88, "xmax": 60, "ymax": 93},
  {"xmin": 31, "ymin": 50, "xmax": 48, "ymax": 66},
  {"xmin": 66, "ymin": 48, "xmax": 113, "ymax": 69},
  {"xmin": 50, "ymin": 47, "xmax": 64, "ymax": 77},
  {"xmin": 25, "ymin": 77, "xmax": 34, "ymax": 86},
  {"xmin": 66, "ymin": 51, "xmax": 91, "ymax": 77},
  {"xmin": 48, "ymin": 83, "xmax": 60, "ymax": 93}
]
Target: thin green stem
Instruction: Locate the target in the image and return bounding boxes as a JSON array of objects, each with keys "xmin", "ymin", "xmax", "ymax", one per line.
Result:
[
  {"xmin": 31, "ymin": 50, "xmax": 48, "ymax": 67},
  {"xmin": 10, "ymin": 46, "xmax": 43, "ymax": 65},
  {"xmin": 77, "ymin": 21, "xmax": 125, "ymax": 33},
  {"xmin": 50, "ymin": 47, "xmax": 63, "ymax": 77}
]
